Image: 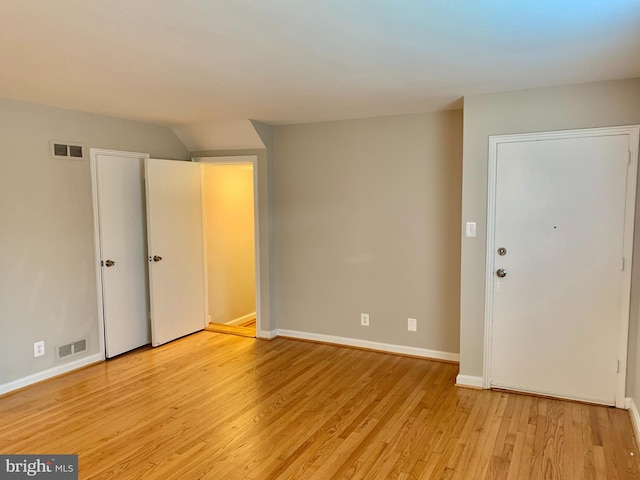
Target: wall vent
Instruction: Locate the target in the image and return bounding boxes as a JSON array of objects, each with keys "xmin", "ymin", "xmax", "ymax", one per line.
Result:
[
  {"xmin": 58, "ymin": 343, "xmax": 73, "ymax": 359},
  {"xmin": 57, "ymin": 338, "xmax": 88, "ymax": 360},
  {"xmin": 73, "ymin": 339, "xmax": 87, "ymax": 354},
  {"xmin": 51, "ymin": 140, "xmax": 85, "ymax": 160}
]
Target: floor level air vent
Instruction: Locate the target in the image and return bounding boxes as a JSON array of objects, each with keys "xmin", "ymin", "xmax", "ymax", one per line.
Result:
[
  {"xmin": 58, "ymin": 343, "xmax": 73, "ymax": 359},
  {"xmin": 57, "ymin": 338, "xmax": 88, "ymax": 360},
  {"xmin": 73, "ymin": 339, "xmax": 87, "ymax": 354}
]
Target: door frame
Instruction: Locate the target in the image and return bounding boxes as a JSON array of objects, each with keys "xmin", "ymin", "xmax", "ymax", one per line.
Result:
[
  {"xmin": 194, "ymin": 155, "xmax": 262, "ymax": 338},
  {"xmin": 90, "ymin": 148, "xmax": 150, "ymax": 360},
  {"xmin": 482, "ymin": 125, "xmax": 639, "ymax": 408}
]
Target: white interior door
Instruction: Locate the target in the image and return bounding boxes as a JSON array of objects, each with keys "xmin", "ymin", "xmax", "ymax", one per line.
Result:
[
  {"xmin": 93, "ymin": 151, "xmax": 150, "ymax": 358},
  {"xmin": 145, "ymin": 158, "xmax": 206, "ymax": 346},
  {"xmin": 490, "ymin": 132, "xmax": 635, "ymax": 405}
]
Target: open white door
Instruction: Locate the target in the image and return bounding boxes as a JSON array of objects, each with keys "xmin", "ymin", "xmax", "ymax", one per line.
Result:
[{"xmin": 145, "ymin": 158, "xmax": 206, "ymax": 346}]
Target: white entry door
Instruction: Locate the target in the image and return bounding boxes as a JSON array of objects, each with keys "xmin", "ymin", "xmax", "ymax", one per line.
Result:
[
  {"xmin": 489, "ymin": 128, "xmax": 637, "ymax": 406},
  {"xmin": 93, "ymin": 151, "xmax": 150, "ymax": 358},
  {"xmin": 145, "ymin": 159, "xmax": 206, "ymax": 346}
]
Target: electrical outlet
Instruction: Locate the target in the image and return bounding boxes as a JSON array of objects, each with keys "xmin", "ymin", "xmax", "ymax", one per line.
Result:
[
  {"xmin": 408, "ymin": 318, "xmax": 417, "ymax": 332},
  {"xmin": 34, "ymin": 340, "xmax": 45, "ymax": 357},
  {"xmin": 360, "ymin": 313, "xmax": 370, "ymax": 327}
]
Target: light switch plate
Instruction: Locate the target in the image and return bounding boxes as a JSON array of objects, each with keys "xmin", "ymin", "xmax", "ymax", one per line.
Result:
[
  {"xmin": 408, "ymin": 318, "xmax": 417, "ymax": 332},
  {"xmin": 465, "ymin": 222, "xmax": 476, "ymax": 237}
]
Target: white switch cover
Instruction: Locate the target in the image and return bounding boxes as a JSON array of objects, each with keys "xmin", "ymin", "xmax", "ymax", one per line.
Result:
[
  {"xmin": 408, "ymin": 318, "xmax": 417, "ymax": 332},
  {"xmin": 465, "ymin": 222, "xmax": 476, "ymax": 237}
]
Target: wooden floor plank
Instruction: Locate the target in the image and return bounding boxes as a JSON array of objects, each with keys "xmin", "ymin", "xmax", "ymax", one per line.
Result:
[
  {"xmin": 0, "ymin": 332, "xmax": 638, "ymax": 479},
  {"xmin": 205, "ymin": 322, "xmax": 256, "ymax": 337}
]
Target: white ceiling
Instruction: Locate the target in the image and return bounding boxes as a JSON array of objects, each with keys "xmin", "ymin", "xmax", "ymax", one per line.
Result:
[{"xmin": 0, "ymin": 1, "xmax": 639, "ymax": 127}]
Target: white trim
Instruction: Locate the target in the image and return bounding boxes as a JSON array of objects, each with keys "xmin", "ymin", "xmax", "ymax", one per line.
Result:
[
  {"xmin": 258, "ymin": 329, "xmax": 278, "ymax": 339},
  {"xmin": 456, "ymin": 375, "xmax": 483, "ymax": 388},
  {"xmin": 193, "ymin": 155, "xmax": 256, "ymax": 164},
  {"xmin": 251, "ymin": 159, "xmax": 262, "ymax": 338},
  {"xmin": 275, "ymin": 329, "xmax": 459, "ymax": 362},
  {"xmin": 90, "ymin": 149, "xmax": 150, "ymax": 361},
  {"xmin": 194, "ymin": 155, "xmax": 264, "ymax": 338},
  {"xmin": 0, "ymin": 353, "xmax": 102, "ymax": 396},
  {"xmin": 483, "ymin": 126, "xmax": 639, "ymax": 408},
  {"xmin": 225, "ymin": 312, "xmax": 256, "ymax": 326},
  {"xmin": 617, "ymin": 127, "xmax": 640, "ymax": 408},
  {"xmin": 200, "ymin": 164, "xmax": 210, "ymax": 328},
  {"xmin": 483, "ymin": 134, "xmax": 499, "ymax": 389},
  {"xmin": 626, "ymin": 397, "xmax": 640, "ymax": 450}
]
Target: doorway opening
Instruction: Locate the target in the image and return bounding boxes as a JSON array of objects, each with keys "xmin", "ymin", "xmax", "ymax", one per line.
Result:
[{"xmin": 200, "ymin": 158, "xmax": 258, "ymax": 338}]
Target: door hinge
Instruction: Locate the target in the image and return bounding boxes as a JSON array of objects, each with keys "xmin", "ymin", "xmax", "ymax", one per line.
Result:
[
  {"xmin": 622, "ymin": 257, "xmax": 625, "ymax": 271},
  {"xmin": 617, "ymin": 359, "xmax": 621, "ymax": 373},
  {"xmin": 629, "ymin": 150, "xmax": 632, "ymax": 165}
]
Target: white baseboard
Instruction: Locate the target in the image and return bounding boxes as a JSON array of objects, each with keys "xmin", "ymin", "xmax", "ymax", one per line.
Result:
[
  {"xmin": 0, "ymin": 353, "xmax": 103, "ymax": 396},
  {"xmin": 455, "ymin": 374, "xmax": 484, "ymax": 389},
  {"xmin": 258, "ymin": 329, "xmax": 278, "ymax": 339},
  {"xmin": 225, "ymin": 312, "xmax": 256, "ymax": 326},
  {"xmin": 627, "ymin": 397, "xmax": 640, "ymax": 450},
  {"xmin": 274, "ymin": 329, "xmax": 459, "ymax": 362}
]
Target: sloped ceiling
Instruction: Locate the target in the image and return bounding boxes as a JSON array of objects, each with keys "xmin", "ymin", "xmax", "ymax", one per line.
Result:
[
  {"xmin": 174, "ymin": 120, "xmax": 265, "ymax": 151},
  {"xmin": 0, "ymin": 0, "xmax": 638, "ymax": 130}
]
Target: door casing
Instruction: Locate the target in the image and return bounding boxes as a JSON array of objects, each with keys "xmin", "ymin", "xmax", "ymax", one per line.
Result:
[{"xmin": 483, "ymin": 125, "xmax": 640, "ymax": 408}]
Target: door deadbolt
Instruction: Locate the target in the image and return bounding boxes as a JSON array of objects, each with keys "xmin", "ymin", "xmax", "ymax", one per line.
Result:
[
  {"xmin": 497, "ymin": 247, "xmax": 507, "ymax": 256},
  {"xmin": 496, "ymin": 268, "xmax": 507, "ymax": 278},
  {"xmin": 104, "ymin": 259, "xmax": 115, "ymax": 267},
  {"xmin": 152, "ymin": 255, "xmax": 163, "ymax": 262}
]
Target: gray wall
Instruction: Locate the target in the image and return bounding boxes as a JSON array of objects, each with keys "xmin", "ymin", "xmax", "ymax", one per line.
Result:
[
  {"xmin": 459, "ymin": 79, "xmax": 640, "ymax": 403},
  {"xmin": 273, "ymin": 111, "xmax": 462, "ymax": 354},
  {"xmin": 0, "ymin": 96, "xmax": 188, "ymax": 386}
]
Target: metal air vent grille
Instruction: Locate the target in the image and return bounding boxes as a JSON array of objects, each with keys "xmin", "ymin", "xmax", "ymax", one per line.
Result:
[{"xmin": 51, "ymin": 141, "xmax": 85, "ymax": 160}]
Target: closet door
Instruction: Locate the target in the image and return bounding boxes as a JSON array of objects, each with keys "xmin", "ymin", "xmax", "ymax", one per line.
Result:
[
  {"xmin": 145, "ymin": 159, "xmax": 206, "ymax": 346},
  {"xmin": 93, "ymin": 151, "xmax": 150, "ymax": 358}
]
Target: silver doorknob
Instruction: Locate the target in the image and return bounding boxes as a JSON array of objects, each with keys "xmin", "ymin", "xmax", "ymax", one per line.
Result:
[
  {"xmin": 152, "ymin": 255, "xmax": 162, "ymax": 262},
  {"xmin": 496, "ymin": 268, "xmax": 507, "ymax": 278},
  {"xmin": 105, "ymin": 259, "xmax": 115, "ymax": 267}
]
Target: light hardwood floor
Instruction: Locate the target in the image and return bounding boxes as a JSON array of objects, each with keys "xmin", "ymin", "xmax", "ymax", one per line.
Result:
[
  {"xmin": 1, "ymin": 332, "xmax": 638, "ymax": 479},
  {"xmin": 205, "ymin": 320, "xmax": 256, "ymax": 338}
]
